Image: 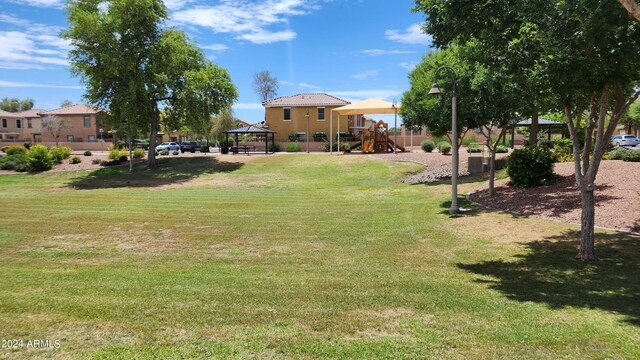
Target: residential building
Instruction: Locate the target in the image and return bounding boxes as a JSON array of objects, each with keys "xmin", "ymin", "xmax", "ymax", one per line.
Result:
[
  {"xmin": 38, "ymin": 104, "xmax": 103, "ymax": 143},
  {"xmin": 263, "ymin": 93, "xmax": 352, "ymax": 142},
  {"xmin": 0, "ymin": 109, "xmax": 22, "ymax": 140}
]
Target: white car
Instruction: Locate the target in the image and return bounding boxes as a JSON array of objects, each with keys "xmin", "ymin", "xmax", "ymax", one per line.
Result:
[
  {"xmin": 155, "ymin": 142, "xmax": 180, "ymax": 152},
  {"xmin": 610, "ymin": 135, "xmax": 639, "ymax": 147}
]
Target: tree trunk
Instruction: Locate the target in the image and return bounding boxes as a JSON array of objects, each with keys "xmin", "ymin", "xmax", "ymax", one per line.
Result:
[
  {"xmin": 148, "ymin": 106, "xmax": 158, "ymax": 168},
  {"xmin": 488, "ymin": 149, "xmax": 497, "ymax": 196},
  {"xmin": 55, "ymin": 136, "xmax": 59, "ymax": 147},
  {"xmin": 528, "ymin": 109, "xmax": 539, "ymax": 147},
  {"xmin": 576, "ymin": 189, "xmax": 598, "ymax": 261},
  {"xmin": 618, "ymin": 0, "xmax": 640, "ymax": 21}
]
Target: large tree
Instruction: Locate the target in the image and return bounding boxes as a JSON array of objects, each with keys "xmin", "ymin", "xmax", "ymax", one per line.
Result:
[
  {"xmin": 0, "ymin": 97, "xmax": 34, "ymax": 112},
  {"xmin": 64, "ymin": 0, "xmax": 237, "ymax": 168},
  {"xmin": 415, "ymin": 0, "xmax": 640, "ymax": 260},
  {"xmin": 253, "ymin": 70, "xmax": 278, "ymax": 102}
]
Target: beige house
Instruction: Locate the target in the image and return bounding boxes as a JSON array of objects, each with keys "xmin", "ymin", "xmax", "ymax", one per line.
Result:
[
  {"xmin": 38, "ymin": 104, "xmax": 103, "ymax": 143},
  {"xmin": 263, "ymin": 93, "xmax": 352, "ymax": 142},
  {"xmin": 0, "ymin": 109, "xmax": 23, "ymax": 140}
]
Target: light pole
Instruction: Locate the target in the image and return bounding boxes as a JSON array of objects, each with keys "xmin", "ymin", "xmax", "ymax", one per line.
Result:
[
  {"xmin": 429, "ymin": 66, "xmax": 459, "ymax": 215},
  {"xmin": 392, "ymin": 99, "xmax": 398, "ymax": 153},
  {"xmin": 306, "ymin": 111, "xmax": 310, "ymax": 153}
]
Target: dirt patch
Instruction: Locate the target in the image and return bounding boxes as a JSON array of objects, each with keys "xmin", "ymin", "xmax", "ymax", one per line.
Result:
[{"xmin": 469, "ymin": 161, "xmax": 640, "ymax": 234}]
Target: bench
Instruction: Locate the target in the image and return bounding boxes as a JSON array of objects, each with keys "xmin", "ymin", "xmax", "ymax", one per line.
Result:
[{"xmin": 230, "ymin": 145, "xmax": 255, "ymax": 155}]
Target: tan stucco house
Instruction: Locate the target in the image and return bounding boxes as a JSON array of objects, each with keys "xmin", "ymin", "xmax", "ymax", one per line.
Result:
[
  {"xmin": 263, "ymin": 93, "xmax": 352, "ymax": 142},
  {"xmin": 38, "ymin": 104, "xmax": 103, "ymax": 143}
]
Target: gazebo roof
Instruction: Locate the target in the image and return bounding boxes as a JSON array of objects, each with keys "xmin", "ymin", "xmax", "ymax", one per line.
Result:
[
  {"xmin": 517, "ymin": 118, "xmax": 565, "ymax": 126},
  {"xmin": 225, "ymin": 124, "xmax": 274, "ymax": 134}
]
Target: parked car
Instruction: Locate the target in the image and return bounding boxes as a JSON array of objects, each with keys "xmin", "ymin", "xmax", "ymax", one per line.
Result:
[
  {"xmin": 611, "ymin": 135, "xmax": 640, "ymax": 147},
  {"xmin": 180, "ymin": 141, "xmax": 201, "ymax": 153},
  {"xmin": 131, "ymin": 139, "xmax": 149, "ymax": 150},
  {"xmin": 155, "ymin": 142, "xmax": 180, "ymax": 152}
]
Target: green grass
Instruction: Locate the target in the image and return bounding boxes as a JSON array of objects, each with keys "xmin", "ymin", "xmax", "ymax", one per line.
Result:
[{"xmin": 0, "ymin": 155, "xmax": 638, "ymax": 359}]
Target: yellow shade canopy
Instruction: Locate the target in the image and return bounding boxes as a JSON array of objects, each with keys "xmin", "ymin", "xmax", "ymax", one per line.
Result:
[{"xmin": 332, "ymin": 98, "xmax": 399, "ymax": 115}]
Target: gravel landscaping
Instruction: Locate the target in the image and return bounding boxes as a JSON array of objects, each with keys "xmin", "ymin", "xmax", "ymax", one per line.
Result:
[{"xmin": 469, "ymin": 161, "xmax": 640, "ymax": 234}]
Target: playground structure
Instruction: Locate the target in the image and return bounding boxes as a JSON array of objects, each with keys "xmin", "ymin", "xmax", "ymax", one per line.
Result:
[{"xmin": 354, "ymin": 120, "xmax": 406, "ymax": 153}]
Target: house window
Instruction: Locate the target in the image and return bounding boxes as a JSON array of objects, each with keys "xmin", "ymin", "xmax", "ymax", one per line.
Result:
[
  {"xmin": 16, "ymin": 119, "xmax": 21, "ymax": 129},
  {"xmin": 1, "ymin": 119, "xmax": 6, "ymax": 128},
  {"xmin": 88, "ymin": 135, "xmax": 96, "ymax": 142},
  {"xmin": 317, "ymin": 107, "xmax": 325, "ymax": 121},
  {"xmin": 84, "ymin": 116, "xmax": 91, "ymax": 128},
  {"xmin": 27, "ymin": 119, "xmax": 32, "ymax": 128},
  {"xmin": 283, "ymin": 107, "xmax": 291, "ymax": 121},
  {"xmin": 67, "ymin": 135, "xmax": 74, "ymax": 142}
]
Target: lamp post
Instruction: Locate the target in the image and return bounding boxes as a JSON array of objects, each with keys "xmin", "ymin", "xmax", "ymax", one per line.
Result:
[
  {"xmin": 429, "ymin": 66, "xmax": 459, "ymax": 215},
  {"xmin": 392, "ymin": 99, "xmax": 398, "ymax": 154},
  {"xmin": 306, "ymin": 111, "xmax": 310, "ymax": 153}
]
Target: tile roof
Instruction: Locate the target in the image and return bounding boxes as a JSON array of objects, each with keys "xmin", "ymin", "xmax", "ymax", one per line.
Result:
[
  {"xmin": 262, "ymin": 93, "xmax": 350, "ymax": 107},
  {"xmin": 15, "ymin": 109, "xmax": 47, "ymax": 118},
  {"xmin": 39, "ymin": 104, "xmax": 100, "ymax": 115},
  {"xmin": 0, "ymin": 109, "xmax": 19, "ymax": 117}
]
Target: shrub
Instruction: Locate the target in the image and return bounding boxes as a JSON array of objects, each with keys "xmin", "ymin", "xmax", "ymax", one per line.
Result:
[
  {"xmin": 5, "ymin": 145, "xmax": 28, "ymax": 156},
  {"xmin": 0, "ymin": 153, "xmax": 28, "ymax": 171},
  {"xmin": 83, "ymin": 150, "xmax": 92, "ymax": 156},
  {"xmin": 288, "ymin": 133, "xmax": 300, "ymax": 142},
  {"xmin": 608, "ymin": 147, "xmax": 629, "ymax": 160},
  {"xmin": 506, "ymin": 145, "xmax": 557, "ymax": 187},
  {"xmin": 322, "ymin": 143, "xmax": 339, "ymax": 152},
  {"xmin": 108, "ymin": 146, "xmax": 127, "ymax": 160},
  {"xmin": 49, "ymin": 146, "xmax": 72, "ymax": 164},
  {"xmin": 91, "ymin": 158, "xmax": 102, "ymax": 165},
  {"xmin": 461, "ymin": 134, "xmax": 479, "ymax": 146},
  {"xmin": 133, "ymin": 148, "xmax": 145, "ymax": 159},
  {"xmin": 421, "ymin": 140, "xmax": 435, "ymax": 153},
  {"xmin": 496, "ymin": 145, "xmax": 509, "ymax": 153},
  {"xmin": 70, "ymin": 156, "xmax": 81, "ymax": 164},
  {"xmin": 100, "ymin": 159, "xmax": 122, "ymax": 167},
  {"xmin": 268, "ymin": 142, "xmax": 281, "ymax": 152},
  {"xmin": 621, "ymin": 149, "xmax": 640, "ymax": 162},
  {"xmin": 467, "ymin": 145, "xmax": 482, "ymax": 153},
  {"xmin": 119, "ymin": 155, "xmax": 128, "ymax": 162},
  {"xmin": 23, "ymin": 142, "xmax": 32, "ymax": 150},
  {"xmin": 0, "ymin": 146, "xmax": 7, "ymax": 153},
  {"xmin": 342, "ymin": 143, "xmax": 351, "ymax": 152},
  {"xmin": 27, "ymin": 145, "xmax": 54, "ymax": 171},
  {"xmin": 285, "ymin": 142, "xmax": 303, "ymax": 152},
  {"xmin": 159, "ymin": 149, "xmax": 169, "ymax": 155},
  {"xmin": 313, "ymin": 132, "xmax": 328, "ymax": 142},
  {"xmin": 172, "ymin": 150, "xmax": 179, "ymax": 155},
  {"xmin": 437, "ymin": 141, "xmax": 451, "ymax": 155}
]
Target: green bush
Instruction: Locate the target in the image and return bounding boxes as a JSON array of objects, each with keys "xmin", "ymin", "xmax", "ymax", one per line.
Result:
[
  {"xmin": 0, "ymin": 146, "xmax": 7, "ymax": 153},
  {"xmin": 506, "ymin": 146, "xmax": 557, "ymax": 187},
  {"xmin": 159, "ymin": 149, "xmax": 169, "ymax": 156},
  {"xmin": 322, "ymin": 143, "xmax": 339, "ymax": 152},
  {"xmin": 342, "ymin": 143, "xmax": 351, "ymax": 152},
  {"xmin": 313, "ymin": 132, "xmax": 328, "ymax": 142},
  {"xmin": 23, "ymin": 142, "xmax": 32, "ymax": 150},
  {"xmin": 285, "ymin": 142, "xmax": 303, "ymax": 152},
  {"xmin": 437, "ymin": 141, "xmax": 451, "ymax": 155},
  {"xmin": 461, "ymin": 134, "xmax": 479, "ymax": 146},
  {"xmin": 91, "ymin": 159, "xmax": 101, "ymax": 165},
  {"xmin": 108, "ymin": 146, "xmax": 127, "ymax": 160},
  {"xmin": 608, "ymin": 147, "xmax": 629, "ymax": 160},
  {"xmin": 172, "ymin": 150, "xmax": 179, "ymax": 155},
  {"xmin": 133, "ymin": 148, "xmax": 145, "ymax": 159},
  {"xmin": 27, "ymin": 145, "xmax": 54, "ymax": 171},
  {"xmin": 268, "ymin": 142, "xmax": 281, "ymax": 152},
  {"xmin": 0, "ymin": 153, "xmax": 28, "ymax": 171},
  {"xmin": 83, "ymin": 150, "xmax": 92, "ymax": 156},
  {"xmin": 288, "ymin": 133, "xmax": 300, "ymax": 142},
  {"xmin": 50, "ymin": 146, "xmax": 72, "ymax": 164},
  {"xmin": 621, "ymin": 149, "xmax": 640, "ymax": 162},
  {"xmin": 421, "ymin": 140, "xmax": 435, "ymax": 152},
  {"xmin": 100, "ymin": 159, "xmax": 122, "ymax": 167},
  {"xmin": 496, "ymin": 145, "xmax": 509, "ymax": 153},
  {"xmin": 5, "ymin": 145, "xmax": 28, "ymax": 156},
  {"xmin": 467, "ymin": 145, "xmax": 482, "ymax": 153},
  {"xmin": 70, "ymin": 156, "xmax": 81, "ymax": 164}
]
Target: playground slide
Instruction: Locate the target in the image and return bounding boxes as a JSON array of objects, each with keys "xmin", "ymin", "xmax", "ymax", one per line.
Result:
[
  {"xmin": 349, "ymin": 141, "xmax": 362, "ymax": 151},
  {"xmin": 387, "ymin": 139, "xmax": 407, "ymax": 152}
]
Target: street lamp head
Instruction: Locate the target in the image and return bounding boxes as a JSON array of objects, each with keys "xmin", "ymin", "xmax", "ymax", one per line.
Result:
[{"xmin": 428, "ymin": 83, "xmax": 442, "ymax": 95}]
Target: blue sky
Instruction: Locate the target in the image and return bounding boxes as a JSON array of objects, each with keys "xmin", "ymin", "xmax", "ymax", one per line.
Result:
[{"xmin": 0, "ymin": 0, "xmax": 432, "ymax": 124}]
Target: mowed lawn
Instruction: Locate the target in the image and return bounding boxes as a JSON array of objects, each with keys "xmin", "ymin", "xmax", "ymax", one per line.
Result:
[{"xmin": 0, "ymin": 155, "xmax": 638, "ymax": 359}]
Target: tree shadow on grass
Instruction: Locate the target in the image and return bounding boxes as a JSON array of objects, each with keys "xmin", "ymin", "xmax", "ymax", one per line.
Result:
[
  {"xmin": 67, "ymin": 157, "xmax": 243, "ymax": 189},
  {"xmin": 439, "ymin": 196, "xmax": 484, "ymax": 217},
  {"xmin": 458, "ymin": 230, "xmax": 640, "ymax": 326}
]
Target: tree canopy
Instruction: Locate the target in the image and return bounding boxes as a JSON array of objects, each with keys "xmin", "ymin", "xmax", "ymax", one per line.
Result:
[
  {"xmin": 0, "ymin": 97, "xmax": 35, "ymax": 112},
  {"xmin": 253, "ymin": 70, "xmax": 279, "ymax": 102}
]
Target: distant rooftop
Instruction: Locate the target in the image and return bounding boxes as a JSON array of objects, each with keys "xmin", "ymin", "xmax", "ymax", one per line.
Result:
[
  {"xmin": 16, "ymin": 109, "xmax": 47, "ymax": 118},
  {"xmin": 262, "ymin": 93, "xmax": 350, "ymax": 108},
  {"xmin": 39, "ymin": 104, "xmax": 100, "ymax": 116}
]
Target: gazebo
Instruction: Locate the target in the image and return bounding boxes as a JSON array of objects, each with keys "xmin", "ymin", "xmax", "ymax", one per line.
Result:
[
  {"xmin": 224, "ymin": 124, "xmax": 276, "ymax": 154},
  {"xmin": 510, "ymin": 118, "xmax": 567, "ymax": 148},
  {"xmin": 331, "ymin": 98, "xmax": 400, "ymax": 153}
]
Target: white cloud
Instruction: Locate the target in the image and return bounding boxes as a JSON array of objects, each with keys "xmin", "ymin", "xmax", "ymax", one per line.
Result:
[
  {"xmin": 352, "ymin": 70, "xmax": 378, "ymax": 80},
  {"xmin": 281, "ymin": 81, "xmax": 320, "ymax": 91},
  {"xmin": 330, "ymin": 90, "xmax": 402, "ymax": 103},
  {"xmin": 164, "ymin": 0, "xmax": 191, "ymax": 11},
  {"xmin": 233, "ymin": 102, "xmax": 263, "ymax": 110},
  {"xmin": 172, "ymin": 0, "xmax": 319, "ymax": 44},
  {"xmin": 7, "ymin": 0, "xmax": 64, "ymax": 7},
  {"xmin": 385, "ymin": 24, "xmax": 431, "ymax": 45},
  {"xmin": 0, "ymin": 15, "xmax": 70, "ymax": 70},
  {"xmin": 399, "ymin": 62, "xmax": 418, "ymax": 71},
  {"xmin": 362, "ymin": 49, "xmax": 414, "ymax": 56},
  {"xmin": 0, "ymin": 80, "xmax": 81, "ymax": 89},
  {"xmin": 201, "ymin": 43, "xmax": 228, "ymax": 52}
]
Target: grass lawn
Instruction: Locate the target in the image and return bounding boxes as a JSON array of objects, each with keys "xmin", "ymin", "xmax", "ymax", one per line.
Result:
[{"xmin": 0, "ymin": 155, "xmax": 638, "ymax": 359}]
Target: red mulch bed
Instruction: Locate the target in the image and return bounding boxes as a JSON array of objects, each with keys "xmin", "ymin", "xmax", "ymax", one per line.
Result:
[{"xmin": 469, "ymin": 161, "xmax": 640, "ymax": 234}]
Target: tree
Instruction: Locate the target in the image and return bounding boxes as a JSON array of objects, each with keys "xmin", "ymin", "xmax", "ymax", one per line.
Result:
[
  {"xmin": 0, "ymin": 97, "xmax": 35, "ymax": 112},
  {"xmin": 64, "ymin": 0, "xmax": 237, "ymax": 168},
  {"xmin": 619, "ymin": 0, "xmax": 640, "ymax": 20},
  {"xmin": 415, "ymin": 0, "xmax": 640, "ymax": 260},
  {"xmin": 60, "ymin": 100, "xmax": 74, "ymax": 108},
  {"xmin": 212, "ymin": 107, "xmax": 237, "ymax": 141},
  {"xmin": 620, "ymin": 99, "xmax": 640, "ymax": 135},
  {"xmin": 253, "ymin": 70, "xmax": 278, "ymax": 102},
  {"xmin": 41, "ymin": 115, "xmax": 71, "ymax": 146}
]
